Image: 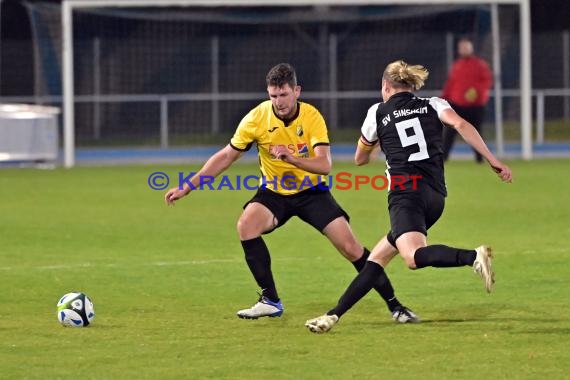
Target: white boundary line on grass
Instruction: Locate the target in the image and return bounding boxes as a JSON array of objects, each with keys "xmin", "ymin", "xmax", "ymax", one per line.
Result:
[
  {"xmin": 0, "ymin": 257, "xmax": 314, "ymax": 271},
  {"xmin": 3, "ymin": 248, "xmax": 567, "ymax": 271}
]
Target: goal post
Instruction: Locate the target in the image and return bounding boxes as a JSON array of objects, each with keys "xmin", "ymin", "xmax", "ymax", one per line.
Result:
[{"xmin": 61, "ymin": 0, "xmax": 532, "ymax": 167}]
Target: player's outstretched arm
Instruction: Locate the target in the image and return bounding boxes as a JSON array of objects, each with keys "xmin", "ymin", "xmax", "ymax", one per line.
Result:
[
  {"xmin": 164, "ymin": 144, "xmax": 243, "ymax": 205},
  {"xmin": 440, "ymin": 108, "xmax": 512, "ymax": 183},
  {"xmin": 355, "ymin": 137, "xmax": 379, "ymax": 166},
  {"xmin": 270, "ymin": 144, "xmax": 332, "ymax": 175}
]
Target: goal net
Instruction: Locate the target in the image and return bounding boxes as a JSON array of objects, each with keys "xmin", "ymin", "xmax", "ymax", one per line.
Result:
[{"xmin": 24, "ymin": 0, "xmax": 531, "ymax": 167}]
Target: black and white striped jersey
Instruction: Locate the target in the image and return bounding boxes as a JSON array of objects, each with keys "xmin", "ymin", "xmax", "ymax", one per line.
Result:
[{"xmin": 360, "ymin": 92, "xmax": 451, "ymax": 196}]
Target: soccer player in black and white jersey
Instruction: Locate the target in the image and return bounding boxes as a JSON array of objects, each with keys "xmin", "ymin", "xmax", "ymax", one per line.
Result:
[{"xmin": 305, "ymin": 60, "xmax": 512, "ymax": 333}]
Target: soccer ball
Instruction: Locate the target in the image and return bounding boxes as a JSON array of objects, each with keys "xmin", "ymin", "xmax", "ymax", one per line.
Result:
[{"xmin": 57, "ymin": 292, "xmax": 95, "ymax": 327}]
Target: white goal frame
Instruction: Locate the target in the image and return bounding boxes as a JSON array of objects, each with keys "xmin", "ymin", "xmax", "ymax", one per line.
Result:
[{"xmin": 62, "ymin": 0, "xmax": 532, "ymax": 167}]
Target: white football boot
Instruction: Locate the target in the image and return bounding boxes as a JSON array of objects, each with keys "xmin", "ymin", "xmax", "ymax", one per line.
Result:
[
  {"xmin": 236, "ymin": 296, "xmax": 284, "ymax": 319},
  {"xmin": 392, "ymin": 306, "xmax": 420, "ymax": 323},
  {"xmin": 305, "ymin": 314, "xmax": 339, "ymax": 333},
  {"xmin": 473, "ymin": 245, "xmax": 495, "ymax": 293}
]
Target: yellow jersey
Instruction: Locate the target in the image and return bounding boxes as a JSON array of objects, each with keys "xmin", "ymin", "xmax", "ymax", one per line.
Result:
[{"xmin": 230, "ymin": 100, "xmax": 330, "ymax": 195}]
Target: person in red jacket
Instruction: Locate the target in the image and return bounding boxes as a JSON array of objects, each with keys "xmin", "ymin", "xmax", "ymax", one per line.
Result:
[{"xmin": 441, "ymin": 37, "xmax": 493, "ymax": 163}]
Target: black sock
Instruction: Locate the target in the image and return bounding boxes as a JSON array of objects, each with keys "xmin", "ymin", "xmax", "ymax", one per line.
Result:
[
  {"xmin": 328, "ymin": 261, "xmax": 387, "ymax": 318},
  {"xmin": 350, "ymin": 248, "xmax": 369, "ymax": 271},
  {"xmin": 414, "ymin": 245, "xmax": 476, "ymax": 269},
  {"xmin": 352, "ymin": 248, "xmax": 401, "ymax": 312},
  {"xmin": 241, "ymin": 237, "xmax": 279, "ymax": 302}
]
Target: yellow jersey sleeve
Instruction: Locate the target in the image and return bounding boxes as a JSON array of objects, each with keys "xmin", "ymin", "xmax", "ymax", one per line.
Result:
[
  {"xmin": 307, "ymin": 107, "xmax": 330, "ymax": 148},
  {"xmin": 230, "ymin": 105, "xmax": 261, "ymax": 151}
]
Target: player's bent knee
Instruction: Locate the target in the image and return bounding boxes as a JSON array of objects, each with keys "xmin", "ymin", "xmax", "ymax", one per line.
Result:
[
  {"xmin": 338, "ymin": 241, "xmax": 363, "ymax": 261},
  {"xmin": 237, "ymin": 213, "xmax": 273, "ymax": 240},
  {"xmin": 236, "ymin": 217, "xmax": 258, "ymax": 240},
  {"xmin": 402, "ymin": 254, "xmax": 418, "ymax": 270}
]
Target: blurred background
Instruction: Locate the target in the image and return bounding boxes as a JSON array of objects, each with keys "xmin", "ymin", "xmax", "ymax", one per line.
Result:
[{"xmin": 0, "ymin": 0, "xmax": 568, "ymax": 164}]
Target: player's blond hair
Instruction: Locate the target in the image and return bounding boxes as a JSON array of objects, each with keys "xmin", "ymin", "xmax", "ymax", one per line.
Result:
[{"xmin": 383, "ymin": 60, "xmax": 429, "ymax": 91}]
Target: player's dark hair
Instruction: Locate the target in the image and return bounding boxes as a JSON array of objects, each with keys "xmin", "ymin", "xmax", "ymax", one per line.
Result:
[{"xmin": 266, "ymin": 63, "xmax": 297, "ymax": 88}]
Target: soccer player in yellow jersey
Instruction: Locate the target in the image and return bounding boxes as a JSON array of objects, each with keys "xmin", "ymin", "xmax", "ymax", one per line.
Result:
[{"xmin": 165, "ymin": 63, "xmax": 415, "ymax": 321}]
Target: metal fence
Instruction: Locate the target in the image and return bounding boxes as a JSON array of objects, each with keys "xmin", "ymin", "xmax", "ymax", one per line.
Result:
[{"xmin": 1, "ymin": 4, "xmax": 569, "ymax": 148}]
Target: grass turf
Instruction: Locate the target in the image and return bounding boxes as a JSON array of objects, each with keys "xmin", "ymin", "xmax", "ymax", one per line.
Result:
[{"xmin": 0, "ymin": 160, "xmax": 569, "ymax": 379}]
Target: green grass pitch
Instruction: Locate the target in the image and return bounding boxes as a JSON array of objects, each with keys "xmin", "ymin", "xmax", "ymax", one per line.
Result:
[{"xmin": 1, "ymin": 159, "xmax": 569, "ymax": 379}]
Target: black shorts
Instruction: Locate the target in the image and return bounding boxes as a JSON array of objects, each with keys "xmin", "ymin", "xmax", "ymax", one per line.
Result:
[
  {"xmin": 387, "ymin": 185, "xmax": 445, "ymax": 242},
  {"xmin": 244, "ymin": 187, "xmax": 349, "ymax": 234}
]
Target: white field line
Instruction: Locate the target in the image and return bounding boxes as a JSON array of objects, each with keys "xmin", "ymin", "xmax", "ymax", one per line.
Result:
[
  {"xmin": 0, "ymin": 257, "xmax": 315, "ymax": 271},
  {"xmin": 2, "ymin": 247, "xmax": 567, "ymax": 271}
]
